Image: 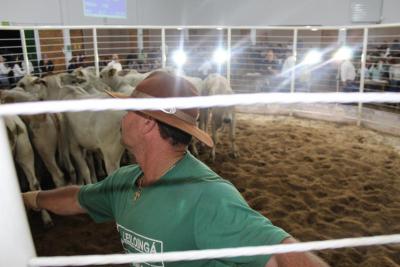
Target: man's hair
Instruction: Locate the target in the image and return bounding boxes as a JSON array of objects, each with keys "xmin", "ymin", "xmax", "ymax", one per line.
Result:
[{"xmin": 157, "ymin": 120, "xmax": 192, "ymax": 146}]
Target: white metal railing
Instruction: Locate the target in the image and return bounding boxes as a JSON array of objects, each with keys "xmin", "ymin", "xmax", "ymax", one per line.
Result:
[{"xmin": 0, "ymin": 24, "xmax": 399, "ymax": 122}]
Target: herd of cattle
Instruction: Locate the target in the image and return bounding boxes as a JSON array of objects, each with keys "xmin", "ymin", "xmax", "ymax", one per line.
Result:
[{"xmin": 0, "ymin": 67, "xmax": 238, "ymax": 226}]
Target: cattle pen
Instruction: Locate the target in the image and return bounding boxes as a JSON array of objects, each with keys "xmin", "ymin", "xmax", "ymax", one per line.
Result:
[{"xmin": 1, "ymin": 23, "xmax": 400, "ymax": 266}]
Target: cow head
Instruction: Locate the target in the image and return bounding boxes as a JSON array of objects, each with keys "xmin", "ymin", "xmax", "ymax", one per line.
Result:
[
  {"xmin": 99, "ymin": 67, "xmax": 120, "ymax": 88},
  {"xmin": 59, "ymin": 73, "xmax": 87, "ymax": 86},
  {"xmin": 211, "ymin": 106, "xmax": 235, "ymax": 130},
  {"xmin": 17, "ymin": 76, "xmax": 48, "ymax": 100}
]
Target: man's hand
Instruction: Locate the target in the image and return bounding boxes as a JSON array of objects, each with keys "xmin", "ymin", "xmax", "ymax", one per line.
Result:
[
  {"xmin": 22, "ymin": 191, "xmax": 40, "ymax": 211},
  {"xmin": 265, "ymin": 237, "xmax": 329, "ymax": 267},
  {"xmin": 22, "ymin": 186, "xmax": 87, "ymax": 216}
]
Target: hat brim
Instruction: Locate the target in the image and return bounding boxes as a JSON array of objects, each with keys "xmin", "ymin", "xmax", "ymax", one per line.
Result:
[{"xmin": 105, "ymin": 90, "xmax": 214, "ymax": 148}]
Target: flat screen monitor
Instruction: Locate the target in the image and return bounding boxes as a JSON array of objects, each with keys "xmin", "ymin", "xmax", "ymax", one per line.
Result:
[{"xmin": 83, "ymin": 0, "xmax": 126, "ymax": 19}]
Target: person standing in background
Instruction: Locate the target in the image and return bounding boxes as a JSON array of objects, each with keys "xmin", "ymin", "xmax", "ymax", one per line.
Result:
[
  {"xmin": 340, "ymin": 58, "xmax": 356, "ymax": 92},
  {"xmin": 259, "ymin": 49, "xmax": 281, "ymax": 92},
  {"xmin": 0, "ymin": 55, "xmax": 12, "ymax": 88},
  {"xmin": 389, "ymin": 57, "xmax": 400, "ymax": 92},
  {"xmin": 21, "ymin": 57, "xmax": 35, "ymax": 75},
  {"xmin": 39, "ymin": 54, "xmax": 55, "ymax": 77},
  {"xmin": 107, "ymin": 54, "xmax": 122, "ymax": 72},
  {"xmin": 12, "ymin": 56, "xmax": 25, "ymax": 84}
]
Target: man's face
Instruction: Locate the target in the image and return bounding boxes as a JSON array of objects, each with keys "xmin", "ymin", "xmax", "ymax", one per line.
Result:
[{"xmin": 121, "ymin": 111, "xmax": 144, "ymax": 154}]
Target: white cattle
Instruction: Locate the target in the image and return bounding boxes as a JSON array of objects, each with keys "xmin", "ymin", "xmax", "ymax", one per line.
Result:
[
  {"xmin": 202, "ymin": 73, "xmax": 238, "ymax": 161},
  {"xmin": 4, "ymin": 115, "xmax": 53, "ymax": 227},
  {"xmin": 100, "ymin": 67, "xmax": 140, "ymax": 94},
  {"xmin": 18, "ymin": 75, "xmax": 126, "ymax": 184},
  {"xmin": 174, "ymin": 74, "xmax": 205, "ymax": 156},
  {"xmin": 69, "ymin": 67, "xmax": 112, "ymax": 94},
  {"xmin": 181, "ymin": 75, "xmax": 204, "ymax": 94},
  {"xmin": 0, "ymin": 88, "xmax": 75, "ymax": 186}
]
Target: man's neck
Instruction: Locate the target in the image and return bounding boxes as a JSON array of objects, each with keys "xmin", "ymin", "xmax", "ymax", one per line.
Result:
[{"xmin": 138, "ymin": 147, "xmax": 186, "ymax": 186}]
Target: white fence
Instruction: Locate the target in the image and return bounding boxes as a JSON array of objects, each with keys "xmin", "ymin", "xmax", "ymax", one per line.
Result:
[{"xmin": 1, "ymin": 24, "xmax": 399, "ymax": 119}]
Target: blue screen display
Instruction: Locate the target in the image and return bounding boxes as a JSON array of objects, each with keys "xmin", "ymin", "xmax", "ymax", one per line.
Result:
[{"xmin": 83, "ymin": 0, "xmax": 126, "ymax": 19}]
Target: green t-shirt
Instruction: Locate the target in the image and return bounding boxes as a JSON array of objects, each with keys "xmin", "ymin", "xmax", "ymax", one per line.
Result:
[{"xmin": 79, "ymin": 152, "xmax": 289, "ymax": 267}]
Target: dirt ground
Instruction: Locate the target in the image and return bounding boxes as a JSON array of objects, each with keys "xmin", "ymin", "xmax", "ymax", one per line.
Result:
[{"xmin": 29, "ymin": 113, "xmax": 400, "ymax": 267}]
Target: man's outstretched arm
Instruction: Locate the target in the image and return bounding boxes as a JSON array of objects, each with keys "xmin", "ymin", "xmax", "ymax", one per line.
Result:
[
  {"xmin": 265, "ymin": 237, "xmax": 329, "ymax": 267},
  {"xmin": 22, "ymin": 186, "xmax": 86, "ymax": 216}
]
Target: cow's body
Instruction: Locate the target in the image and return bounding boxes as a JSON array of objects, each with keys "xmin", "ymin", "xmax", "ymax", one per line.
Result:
[
  {"xmin": 18, "ymin": 75, "xmax": 126, "ymax": 184},
  {"xmin": 202, "ymin": 74, "xmax": 238, "ymax": 161},
  {"xmin": 4, "ymin": 115, "xmax": 53, "ymax": 227}
]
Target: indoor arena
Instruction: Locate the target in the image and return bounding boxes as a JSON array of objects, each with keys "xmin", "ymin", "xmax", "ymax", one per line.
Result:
[{"xmin": 0, "ymin": 1, "xmax": 400, "ymax": 267}]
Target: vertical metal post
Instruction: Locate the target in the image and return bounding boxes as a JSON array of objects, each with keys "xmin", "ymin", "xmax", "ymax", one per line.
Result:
[
  {"xmin": 227, "ymin": 28, "xmax": 231, "ymax": 84},
  {"xmin": 92, "ymin": 28, "xmax": 100, "ymax": 77},
  {"xmin": 336, "ymin": 30, "xmax": 341, "ymax": 93},
  {"xmin": 290, "ymin": 29, "xmax": 298, "ymax": 94},
  {"xmin": 358, "ymin": 28, "xmax": 368, "ymax": 126},
  {"xmin": 0, "ymin": 117, "xmax": 36, "ymax": 267},
  {"xmin": 289, "ymin": 29, "xmax": 298, "ymax": 117},
  {"xmin": 20, "ymin": 29, "xmax": 31, "ymax": 75},
  {"xmin": 137, "ymin": 28, "xmax": 144, "ymax": 52},
  {"xmin": 34, "ymin": 29, "xmax": 42, "ymax": 61},
  {"xmin": 161, "ymin": 28, "xmax": 166, "ymax": 68},
  {"xmin": 63, "ymin": 29, "xmax": 72, "ymax": 67}
]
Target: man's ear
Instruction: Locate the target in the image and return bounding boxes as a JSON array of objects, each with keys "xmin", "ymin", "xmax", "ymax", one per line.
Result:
[{"xmin": 142, "ymin": 117, "xmax": 157, "ymax": 134}]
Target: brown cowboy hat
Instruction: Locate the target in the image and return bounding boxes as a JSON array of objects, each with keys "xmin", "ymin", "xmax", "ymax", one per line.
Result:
[{"xmin": 106, "ymin": 71, "xmax": 213, "ymax": 147}]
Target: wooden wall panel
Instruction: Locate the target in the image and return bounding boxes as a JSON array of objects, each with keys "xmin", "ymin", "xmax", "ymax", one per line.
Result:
[
  {"xmin": 39, "ymin": 30, "xmax": 65, "ymax": 72},
  {"xmin": 96, "ymin": 29, "xmax": 137, "ymax": 65}
]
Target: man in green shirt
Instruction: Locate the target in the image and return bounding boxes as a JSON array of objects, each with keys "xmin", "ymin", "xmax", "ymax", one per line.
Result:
[{"xmin": 23, "ymin": 71, "xmax": 328, "ymax": 267}]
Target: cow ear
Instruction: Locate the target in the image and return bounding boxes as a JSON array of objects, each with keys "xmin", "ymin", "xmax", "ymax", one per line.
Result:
[
  {"xmin": 108, "ymin": 68, "xmax": 117, "ymax": 77},
  {"xmin": 33, "ymin": 78, "xmax": 48, "ymax": 87}
]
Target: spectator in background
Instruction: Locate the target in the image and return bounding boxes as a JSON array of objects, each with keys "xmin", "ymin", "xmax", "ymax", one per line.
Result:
[
  {"xmin": 390, "ymin": 39, "xmax": 400, "ymax": 57},
  {"xmin": 262, "ymin": 49, "xmax": 281, "ymax": 76},
  {"xmin": 21, "ymin": 58, "xmax": 35, "ymax": 75},
  {"xmin": 340, "ymin": 58, "xmax": 357, "ymax": 92},
  {"xmin": 281, "ymin": 49, "xmax": 296, "ymax": 76},
  {"xmin": 389, "ymin": 57, "xmax": 400, "ymax": 92},
  {"xmin": 39, "ymin": 54, "xmax": 54, "ymax": 77},
  {"xmin": 0, "ymin": 55, "xmax": 12, "ymax": 88},
  {"xmin": 12, "ymin": 56, "xmax": 25, "ymax": 84},
  {"xmin": 67, "ymin": 57, "xmax": 78, "ymax": 73},
  {"xmin": 280, "ymin": 49, "xmax": 296, "ymax": 91},
  {"xmin": 369, "ymin": 59, "xmax": 384, "ymax": 80},
  {"xmin": 107, "ymin": 54, "xmax": 122, "ymax": 72},
  {"xmin": 258, "ymin": 49, "xmax": 281, "ymax": 92},
  {"xmin": 126, "ymin": 54, "xmax": 138, "ymax": 70},
  {"xmin": 76, "ymin": 53, "xmax": 86, "ymax": 68},
  {"xmin": 357, "ymin": 56, "xmax": 372, "ymax": 80}
]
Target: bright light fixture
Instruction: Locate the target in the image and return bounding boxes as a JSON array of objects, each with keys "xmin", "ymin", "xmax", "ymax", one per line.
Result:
[
  {"xmin": 333, "ymin": 46, "xmax": 353, "ymax": 61},
  {"xmin": 172, "ymin": 50, "xmax": 187, "ymax": 66},
  {"xmin": 302, "ymin": 50, "xmax": 322, "ymax": 65},
  {"xmin": 212, "ymin": 48, "xmax": 229, "ymax": 64}
]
